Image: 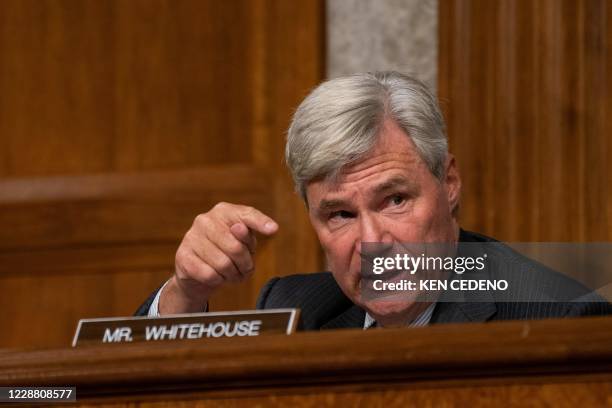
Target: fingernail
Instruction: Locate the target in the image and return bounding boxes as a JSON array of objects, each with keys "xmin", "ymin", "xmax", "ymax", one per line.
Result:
[{"xmin": 264, "ymin": 221, "xmax": 277, "ymax": 232}]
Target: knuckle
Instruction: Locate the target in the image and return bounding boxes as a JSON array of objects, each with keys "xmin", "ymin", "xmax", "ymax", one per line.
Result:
[
  {"xmin": 213, "ymin": 201, "xmax": 230, "ymax": 212},
  {"xmin": 207, "ymin": 271, "xmax": 224, "ymax": 286},
  {"xmin": 199, "ymin": 264, "xmax": 221, "ymax": 285},
  {"xmin": 239, "ymin": 205, "xmax": 256, "ymax": 218},
  {"xmin": 193, "ymin": 213, "xmax": 209, "ymax": 228},
  {"xmin": 182, "ymin": 230, "xmax": 195, "ymax": 244},
  {"xmin": 216, "ymin": 256, "xmax": 233, "ymax": 272},
  {"xmin": 226, "ymin": 240, "xmax": 244, "ymax": 255}
]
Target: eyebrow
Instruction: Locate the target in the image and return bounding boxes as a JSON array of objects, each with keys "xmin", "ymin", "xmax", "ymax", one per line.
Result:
[
  {"xmin": 316, "ymin": 177, "xmax": 415, "ymax": 212},
  {"xmin": 317, "ymin": 198, "xmax": 349, "ymax": 212}
]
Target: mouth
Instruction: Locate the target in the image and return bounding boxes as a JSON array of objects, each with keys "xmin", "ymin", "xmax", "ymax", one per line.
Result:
[{"xmin": 359, "ymin": 267, "xmax": 415, "ymax": 295}]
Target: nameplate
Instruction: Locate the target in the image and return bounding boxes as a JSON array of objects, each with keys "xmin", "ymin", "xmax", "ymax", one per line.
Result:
[{"xmin": 72, "ymin": 309, "xmax": 300, "ymax": 347}]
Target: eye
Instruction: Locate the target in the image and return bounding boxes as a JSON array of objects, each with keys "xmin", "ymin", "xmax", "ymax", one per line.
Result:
[
  {"xmin": 389, "ymin": 194, "xmax": 406, "ymax": 206},
  {"xmin": 329, "ymin": 210, "xmax": 354, "ymax": 220}
]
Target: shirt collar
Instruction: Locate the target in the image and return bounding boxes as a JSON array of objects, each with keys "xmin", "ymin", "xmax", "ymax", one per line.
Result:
[{"xmin": 363, "ymin": 303, "xmax": 436, "ymax": 329}]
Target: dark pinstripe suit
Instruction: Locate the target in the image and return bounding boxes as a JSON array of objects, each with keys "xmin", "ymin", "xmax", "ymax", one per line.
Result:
[{"xmin": 135, "ymin": 230, "xmax": 611, "ymax": 329}]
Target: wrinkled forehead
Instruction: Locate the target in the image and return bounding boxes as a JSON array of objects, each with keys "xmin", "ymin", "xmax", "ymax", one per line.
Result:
[
  {"xmin": 303, "ymin": 119, "xmax": 432, "ymax": 205},
  {"xmin": 306, "ymin": 158, "xmax": 428, "ymax": 213}
]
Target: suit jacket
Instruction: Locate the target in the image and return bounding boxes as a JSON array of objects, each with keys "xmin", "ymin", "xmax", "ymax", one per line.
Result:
[{"xmin": 135, "ymin": 230, "xmax": 611, "ymax": 329}]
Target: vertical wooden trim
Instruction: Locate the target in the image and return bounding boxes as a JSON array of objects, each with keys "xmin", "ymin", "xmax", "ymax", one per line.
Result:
[{"xmin": 438, "ymin": 0, "xmax": 611, "ymax": 242}]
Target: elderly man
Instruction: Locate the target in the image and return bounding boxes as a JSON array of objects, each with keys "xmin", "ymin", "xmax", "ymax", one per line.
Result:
[{"xmin": 136, "ymin": 71, "xmax": 609, "ymax": 328}]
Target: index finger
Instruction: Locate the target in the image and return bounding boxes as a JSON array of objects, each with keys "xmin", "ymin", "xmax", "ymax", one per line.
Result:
[{"xmin": 235, "ymin": 206, "xmax": 278, "ymax": 236}]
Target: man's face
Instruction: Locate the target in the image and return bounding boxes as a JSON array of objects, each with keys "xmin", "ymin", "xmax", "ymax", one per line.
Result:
[{"xmin": 306, "ymin": 119, "xmax": 461, "ymax": 324}]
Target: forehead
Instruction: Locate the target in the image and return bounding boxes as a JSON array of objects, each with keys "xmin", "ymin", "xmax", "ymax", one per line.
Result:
[{"xmin": 306, "ymin": 119, "xmax": 430, "ymax": 202}]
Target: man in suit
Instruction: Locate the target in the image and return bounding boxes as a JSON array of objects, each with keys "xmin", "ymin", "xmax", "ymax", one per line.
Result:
[{"xmin": 136, "ymin": 71, "xmax": 609, "ymax": 328}]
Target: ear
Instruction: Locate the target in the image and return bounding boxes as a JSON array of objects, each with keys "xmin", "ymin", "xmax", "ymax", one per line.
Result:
[{"xmin": 443, "ymin": 155, "xmax": 461, "ymax": 217}]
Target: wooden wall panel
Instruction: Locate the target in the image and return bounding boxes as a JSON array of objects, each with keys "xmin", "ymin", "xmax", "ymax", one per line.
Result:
[
  {"xmin": 0, "ymin": 0, "xmax": 257, "ymax": 176},
  {"xmin": 439, "ymin": 0, "xmax": 612, "ymax": 242},
  {"xmin": 0, "ymin": 0, "xmax": 324, "ymax": 349}
]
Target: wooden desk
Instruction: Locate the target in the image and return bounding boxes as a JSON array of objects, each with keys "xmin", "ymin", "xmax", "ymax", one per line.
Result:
[{"xmin": 1, "ymin": 317, "xmax": 612, "ymax": 406}]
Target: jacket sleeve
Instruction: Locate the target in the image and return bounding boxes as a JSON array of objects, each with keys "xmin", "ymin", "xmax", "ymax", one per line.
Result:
[
  {"xmin": 134, "ymin": 286, "xmax": 163, "ymax": 316},
  {"xmin": 255, "ymin": 277, "xmax": 281, "ymax": 309}
]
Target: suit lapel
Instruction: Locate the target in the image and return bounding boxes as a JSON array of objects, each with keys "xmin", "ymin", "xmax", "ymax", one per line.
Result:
[
  {"xmin": 430, "ymin": 230, "xmax": 498, "ymax": 324},
  {"xmin": 320, "ymin": 304, "xmax": 366, "ymax": 330},
  {"xmin": 431, "ymin": 270, "xmax": 497, "ymax": 324}
]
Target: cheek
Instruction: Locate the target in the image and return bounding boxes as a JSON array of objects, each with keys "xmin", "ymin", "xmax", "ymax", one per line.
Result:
[
  {"xmin": 321, "ymin": 236, "xmax": 352, "ymax": 270},
  {"xmin": 396, "ymin": 190, "xmax": 453, "ymax": 239},
  {"xmin": 322, "ymin": 236, "xmax": 361, "ymax": 290},
  {"xmin": 313, "ymin": 218, "xmax": 358, "ymax": 271}
]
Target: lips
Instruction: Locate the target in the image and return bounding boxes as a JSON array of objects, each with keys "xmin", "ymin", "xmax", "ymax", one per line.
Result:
[{"xmin": 360, "ymin": 266, "xmax": 415, "ymax": 291}]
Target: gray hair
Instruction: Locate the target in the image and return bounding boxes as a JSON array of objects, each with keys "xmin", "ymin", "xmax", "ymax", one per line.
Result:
[{"xmin": 286, "ymin": 71, "xmax": 448, "ymax": 201}]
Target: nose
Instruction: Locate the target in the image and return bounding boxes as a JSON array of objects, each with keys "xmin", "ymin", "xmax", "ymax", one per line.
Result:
[{"xmin": 356, "ymin": 213, "xmax": 393, "ymax": 256}]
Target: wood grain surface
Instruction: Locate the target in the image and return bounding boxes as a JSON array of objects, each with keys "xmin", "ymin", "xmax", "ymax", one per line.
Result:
[
  {"xmin": 1, "ymin": 317, "xmax": 611, "ymax": 406},
  {"xmin": 439, "ymin": 0, "xmax": 612, "ymax": 242}
]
